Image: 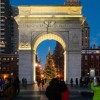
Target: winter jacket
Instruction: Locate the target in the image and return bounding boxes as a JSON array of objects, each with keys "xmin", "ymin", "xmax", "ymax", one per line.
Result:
[
  {"xmin": 61, "ymin": 89, "xmax": 69, "ymax": 100},
  {"xmin": 91, "ymin": 82, "xmax": 100, "ymax": 100},
  {"xmin": 45, "ymin": 85, "xmax": 61, "ymax": 100}
]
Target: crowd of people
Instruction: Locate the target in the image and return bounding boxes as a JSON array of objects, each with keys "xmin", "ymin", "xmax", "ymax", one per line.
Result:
[
  {"xmin": 0, "ymin": 76, "xmax": 100, "ymax": 100},
  {"xmin": 70, "ymin": 77, "xmax": 93, "ymax": 88},
  {"xmin": 45, "ymin": 78, "xmax": 69, "ymax": 100},
  {"xmin": 45, "ymin": 77, "xmax": 100, "ymax": 100},
  {"xmin": 0, "ymin": 76, "xmax": 20, "ymax": 100}
]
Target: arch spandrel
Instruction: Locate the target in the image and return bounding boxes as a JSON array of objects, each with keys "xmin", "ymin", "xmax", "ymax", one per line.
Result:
[{"xmin": 33, "ymin": 33, "xmax": 66, "ymax": 51}]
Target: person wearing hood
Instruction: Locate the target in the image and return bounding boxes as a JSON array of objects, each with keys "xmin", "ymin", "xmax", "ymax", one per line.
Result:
[{"xmin": 91, "ymin": 77, "xmax": 100, "ymax": 100}]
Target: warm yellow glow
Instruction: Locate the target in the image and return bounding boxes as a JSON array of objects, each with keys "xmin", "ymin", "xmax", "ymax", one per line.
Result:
[
  {"xmin": 41, "ymin": 74, "xmax": 44, "ymax": 78},
  {"xmin": 18, "ymin": 6, "xmax": 82, "ymax": 15},
  {"xmin": 0, "ymin": 41, "xmax": 6, "ymax": 47},
  {"xmin": 19, "ymin": 47, "xmax": 31, "ymax": 50},
  {"xmin": 35, "ymin": 63, "xmax": 37, "ymax": 67},
  {"xmin": 96, "ymin": 51, "xmax": 99, "ymax": 53},
  {"xmin": 4, "ymin": 75, "xmax": 7, "ymax": 79},
  {"xmin": 38, "ymin": 64, "xmax": 41, "ymax": 67},
  {"xmin": 19, "ymin": 43, "xmax": 31, "ymax": 50},
  {"xmin": 18, "ymin": 15, "xmax": 83, "ymax": 18},
  {"xmin": 33, "ymin": 34, "xmax": 66, "ymax": 51}
]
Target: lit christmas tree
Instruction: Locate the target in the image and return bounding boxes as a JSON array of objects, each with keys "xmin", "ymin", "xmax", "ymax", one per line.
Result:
[{"xmin": 44, "ymin": 47, "xmax": 57, "ymax": 79}]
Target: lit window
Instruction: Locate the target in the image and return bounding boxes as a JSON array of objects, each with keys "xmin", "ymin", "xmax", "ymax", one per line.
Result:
[
  {"xmin": 7, "ymin": 58, "xmax": 9, "ymax": 60},
  {"xmin": 11, "ymin": 58, "xmax": 13, "ymax": 60},
  {"xmin": 96, "ymin": 51, "xmax": 99, "ymax": 53}
]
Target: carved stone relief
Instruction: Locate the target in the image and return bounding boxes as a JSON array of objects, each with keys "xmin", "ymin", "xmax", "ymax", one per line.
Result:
[
  {"xmin": 19, "ymin": 33, "xmax": 31, "ymax": 48},
  {"xmin": 19, "ymin": 23, "xmax": 80, "ymax": 29}
]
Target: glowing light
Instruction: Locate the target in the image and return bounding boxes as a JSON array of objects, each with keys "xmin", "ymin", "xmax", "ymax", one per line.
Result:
[
  {"xmin": 4, "ymin": 75, "xmax": 7, "ymax": 79},
  {"xmin": 41, "ymin": 74, "xmax": 44, "ymax": 78},
  {"xmin": 96, "ymin": 51, "xmax": 99, "ymax": 53},
  {"xmin": 35, "ymin": 63, "xmax": 38, "ymax": 66}
]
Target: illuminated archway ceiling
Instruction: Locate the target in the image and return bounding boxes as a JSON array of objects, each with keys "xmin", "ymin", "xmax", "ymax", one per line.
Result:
[{"xmin": 33, "ymin": 34, "xmax": 66, "ymax": 51}]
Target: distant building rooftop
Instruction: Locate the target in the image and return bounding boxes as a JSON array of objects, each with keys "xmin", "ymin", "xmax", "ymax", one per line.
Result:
[{"xmin": 64, "ymin": 0, "xmax": 81, "ymax": 6}]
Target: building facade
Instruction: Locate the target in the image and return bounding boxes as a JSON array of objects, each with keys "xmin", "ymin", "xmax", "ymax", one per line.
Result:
[
  {"xmin": 0, "ymin": 54, "xmax": 18, "ymax": 79},
  {"xmin": 0, "ymin": 0, "xmax": 95, "ymax": 83},
  {"xmin": 82, "ymin": 21, "xmax": 90, "ymax": 49},
  {"xmin": 0, "ymin": 0, "xmax": 18, "ymax": 78},
  {"xmin": 82, "ymin": 48, "xmax": 100, "ymax": 77},
  {"xmin": 13, "ymin": 0, "xmax": 84, "ymax": 84},
  {"xmin": 0, "ymin": 0, "xmax": 14, "ymax": 54}
]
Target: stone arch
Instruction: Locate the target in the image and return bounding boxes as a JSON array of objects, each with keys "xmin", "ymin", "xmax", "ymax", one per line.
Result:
[
  {"xmin": 33, "ymin": 33, "xmax": 66, "ymax": 51},
  {"xmin": 32, "ymin": 33, "xmax": 67, "ymax": 82}
]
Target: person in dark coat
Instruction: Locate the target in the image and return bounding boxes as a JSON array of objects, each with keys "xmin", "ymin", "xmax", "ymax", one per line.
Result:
[
  {"xmin": 45, "ymin": 78, "xmax": 61, "ymax": 100},
  {"xmin": 22, "ymin": 78, "xmax": 25, "ymax": 87},
  {"xmin": 70, "ymin": 78, "xmax": 73, "ymax": 87},
  {"xmin": 13, "ymin": 76, "xmax": 20, "ymax": 95},
  {"xmin": 41, "ymin": 79, "xmax": 44, "ymax": 88},
  {"xmin": 75, "ymin": 78, "xmax": 78, "ymax": 86}
]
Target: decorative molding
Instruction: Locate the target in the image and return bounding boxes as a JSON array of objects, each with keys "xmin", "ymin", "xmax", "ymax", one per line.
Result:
[
  {"xmin": 19, "ymin": 23, "xmax": 80, "ymax": 29},
  {"xmin": 17, "ymin": 6, "xmax": 82, "ymax": 16}
]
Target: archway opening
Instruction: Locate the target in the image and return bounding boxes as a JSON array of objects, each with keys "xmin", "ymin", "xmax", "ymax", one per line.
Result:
[
  {"xmin": 32, "ymin": 33, "xmax": 67, "ymax": 82},
  {"xmin": 36, "ymin": 40, "xmax": 64, "ymax": 82}
]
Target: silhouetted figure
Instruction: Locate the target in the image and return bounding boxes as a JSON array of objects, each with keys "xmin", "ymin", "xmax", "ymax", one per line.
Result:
[
  {"xmin": 37, "ymin": 78, "xmax": 41, "ymax": 86},
  {"xmin": 45, "ymin": 78, "xmax": 61, "ymax": 100},
  {"xmin": 80, "ymin": 77, "xmax": 82, "ymax": 87},
  {"xmin": 60, "ymin": 80, "xmax": 70, "ymax": 100},
  {"xmin": 0, "ymin": 78, "xmax": 3, "ymax": 90},
  {"xmin": 41, "ymin": 79, "xmax": 44, "ymax": 88},
  {"xmin": 70, "ymin": 78, "xmax": 73, "ymax": 87},
  {"xmin": 24, "ymin": 78, "xmax": 27, "ymax": 88},
  {"xmin": 22, "ymin": 78, "xmax": 25, "ymax": 87},
  {"xmin": 13, "ymin": 76, "xmax": 20, "ymax": 95},
  {"xmin": 75, "ymin": 78, "xmax": 78, "ymax": 86}
]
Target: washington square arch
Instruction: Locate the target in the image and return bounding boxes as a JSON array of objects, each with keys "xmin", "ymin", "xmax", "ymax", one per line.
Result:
[{"xmin": 13, "ymin": 2, "xmax": 85, "ymax": 84}]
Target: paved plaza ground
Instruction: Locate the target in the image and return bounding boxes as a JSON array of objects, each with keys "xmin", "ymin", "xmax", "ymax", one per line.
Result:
[{"xmin": 0, "ymin": 83, "xmax": 93, "ymax": 100}]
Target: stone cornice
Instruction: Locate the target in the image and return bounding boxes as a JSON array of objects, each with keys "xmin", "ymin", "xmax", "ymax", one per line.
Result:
[{"xmin": 16, "ymin": 6, "xmax": 82, "ymax": 16}]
